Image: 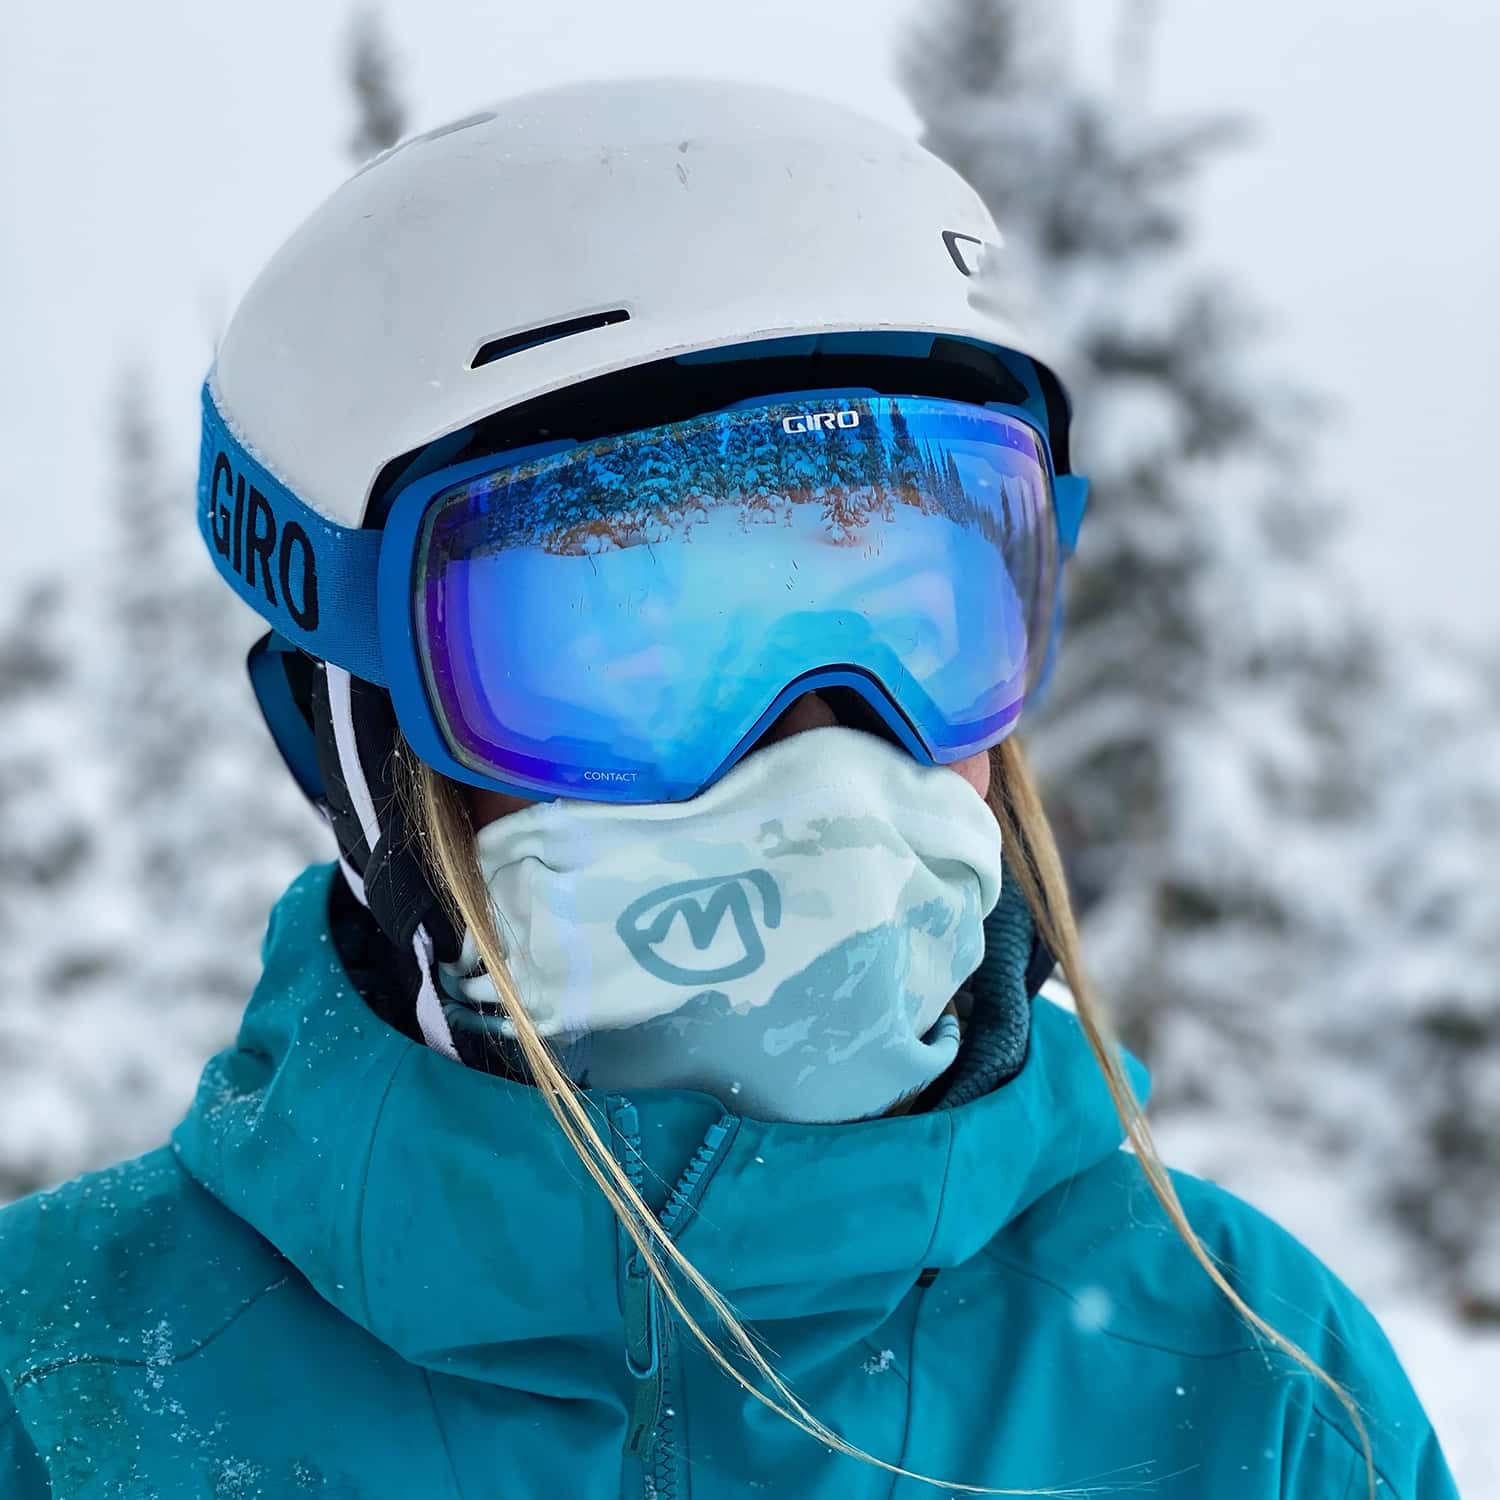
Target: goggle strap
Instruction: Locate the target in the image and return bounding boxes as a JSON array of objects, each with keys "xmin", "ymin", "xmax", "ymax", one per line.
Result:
[
  {"xmin": 198, "ymin": 381, "xmax": 387, "ymax": 685},
  {"xmin": 1054, "ymin": 474, "xmax": 1089, "ymax": 555}
]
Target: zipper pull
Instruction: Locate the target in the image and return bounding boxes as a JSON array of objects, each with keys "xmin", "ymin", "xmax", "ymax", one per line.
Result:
[{"xmin": 622, "ymin": 1249, "xmax": 664, "ymax": 1458}]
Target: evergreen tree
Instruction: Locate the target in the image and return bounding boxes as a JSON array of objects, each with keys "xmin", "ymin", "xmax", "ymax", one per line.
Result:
[
  {"xmin": 625, "ymin": 429, "xmax": 685, "ymax": 545},
  {"xmin": 347, "ymin": 8, "xmax": 406, "ymax": 163},
  {"xmin": 737, "ymin": 410, "xmax": 790, "ymax": 525},
  {"xmin": 0, "ymin": 584, "xmax": 87, "ymax": 909},
  {"xmin": 904, "ymin": 0, "xmax": 1500, "ymax": 1319},
  {"xmin": 0, "ymin": 581, "xmax": 101, "ymax": 1197},
  {"xmin": 853, "ymin": 404, "xmax": 896, "ymax": 523},
  {"xmin": 84, "ymin": 373, "xmax": 323, "ymax": 1159},
  {"xmin": 886, "ymin": 400, "xmax": 925, "ymax": 507},
  {"xmin": 942, "ymin": 451, "xmax": 965, "ymax": 514},
  {"xmin": 906, "ymin": 0, "xmax": 1362, "ymax": 1045},
  {"xmin": 818, "ymin": 411, "xmax": 879, "ymax": 541},
  {"xmin": 0, "ymin": 9, "xmax": 413, "ymax": 1203},
  {"xmin": 1344, "ymin": 643, "xmax": 1500, "ymax": 1318}
]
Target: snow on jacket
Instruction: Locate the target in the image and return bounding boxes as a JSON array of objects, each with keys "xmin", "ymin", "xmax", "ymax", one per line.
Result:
[{"xmin": 0, "ymin": 862, "xmax": 1458, "ymax": 1498}]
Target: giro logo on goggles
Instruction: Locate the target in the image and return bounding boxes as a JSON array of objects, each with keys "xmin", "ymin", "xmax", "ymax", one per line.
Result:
[
  {"xmin": 781, "ymin": 410, "xmax": 861, "ymax": 435},
  {"xmin": 206, "ymin": 452, "xmax": 320, "ymax": 631}
]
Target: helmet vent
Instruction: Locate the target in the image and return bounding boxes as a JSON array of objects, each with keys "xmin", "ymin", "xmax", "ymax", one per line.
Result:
[{"xmin": 471, "ymin": 310, "xmax": 631, "ymax": 370}]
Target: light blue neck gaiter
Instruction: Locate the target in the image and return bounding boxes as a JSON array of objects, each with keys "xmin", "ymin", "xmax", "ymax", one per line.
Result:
[{"xmin": 437, "ymin": 724, "xmax": 1005, "ymax": 1123}]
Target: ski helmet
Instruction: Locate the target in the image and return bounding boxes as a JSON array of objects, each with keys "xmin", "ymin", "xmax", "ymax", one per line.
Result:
[{"xmin": 208, "ymin": 77, "xmax": 1082, "ymax": 1014}]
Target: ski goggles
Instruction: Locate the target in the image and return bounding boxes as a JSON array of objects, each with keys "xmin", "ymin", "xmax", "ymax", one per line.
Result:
[{"xmin": 203, "ymin": 383, "xmax": 1088, "ymax": 805}]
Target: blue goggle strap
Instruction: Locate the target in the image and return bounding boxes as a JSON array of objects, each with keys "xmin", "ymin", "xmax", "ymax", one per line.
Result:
[
  {"xmin": 1054, "ymin": 473, "xmax": 1089, "ymax": 554},
  {"xmin": 198, "ymin": 381, "xmax": 387, "ymax": 685},
  {"xmin": 247, "ymin": 630, "xmax": 327, "ymax": 803}
]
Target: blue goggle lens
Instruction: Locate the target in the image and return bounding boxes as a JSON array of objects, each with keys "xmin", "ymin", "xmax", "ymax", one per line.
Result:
[{"xmin": 414, "ymin": 394, "xmax": 1059, "ymax": 802}]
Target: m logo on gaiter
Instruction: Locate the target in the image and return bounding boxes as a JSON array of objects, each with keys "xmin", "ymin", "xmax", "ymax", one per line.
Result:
[{"xmin": 616, "ymin": 870, "xmax": 782, "ymax": 985}]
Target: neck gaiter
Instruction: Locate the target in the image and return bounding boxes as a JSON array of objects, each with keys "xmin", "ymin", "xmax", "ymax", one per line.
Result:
[{"xmin": 437, "ymin": 724, "xmax": 1005, "ymax": 1123}]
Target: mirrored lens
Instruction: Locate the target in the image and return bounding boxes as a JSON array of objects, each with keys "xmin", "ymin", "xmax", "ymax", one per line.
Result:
[{"xmin": 415, "ymin": 395, "xmax": 1057, "ymax": 800}]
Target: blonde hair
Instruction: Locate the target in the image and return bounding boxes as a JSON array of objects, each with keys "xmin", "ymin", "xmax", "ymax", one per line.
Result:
[{"xmin": 399, "ymin": 735, "xmax": 1376, "ymax": 1498}]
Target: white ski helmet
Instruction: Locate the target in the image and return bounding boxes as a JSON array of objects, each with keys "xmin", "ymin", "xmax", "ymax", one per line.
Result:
[{"xmin": 212, "ymin": 75, "xmax": 1076, "ymax": 529}]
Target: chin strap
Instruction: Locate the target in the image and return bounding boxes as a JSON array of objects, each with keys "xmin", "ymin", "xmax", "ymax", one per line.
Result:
[
  {"xmin": 308, "ymin": 662, "xmax": 462, "ymax": 1058},
  {"xmin": 411, "ymin": 923, "xmax": 460, "ymax": 1060}
]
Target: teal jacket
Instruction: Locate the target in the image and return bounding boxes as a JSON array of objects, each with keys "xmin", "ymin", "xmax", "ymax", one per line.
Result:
[{"xmin": 0, "ymin": 864, "xmax": 1457, "ymax": 1498}]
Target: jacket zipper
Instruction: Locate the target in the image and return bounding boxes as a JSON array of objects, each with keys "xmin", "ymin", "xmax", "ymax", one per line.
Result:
[{"xmin": 609, "ymin": 1098, "xmax": 739, "ymax": 1500}]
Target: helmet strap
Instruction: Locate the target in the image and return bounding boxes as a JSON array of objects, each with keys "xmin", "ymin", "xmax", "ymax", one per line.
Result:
[{"xmin": 309, "ymin": 663, "xmax": 463, "ymax": 1056}]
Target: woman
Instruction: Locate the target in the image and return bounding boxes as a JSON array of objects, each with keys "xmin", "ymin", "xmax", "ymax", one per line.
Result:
[{"xmin": 0, "ymin": 79, "xmax": 1457, "ymax": 1499}]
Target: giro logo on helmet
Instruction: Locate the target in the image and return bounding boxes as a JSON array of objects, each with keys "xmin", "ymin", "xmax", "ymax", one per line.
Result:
[
  {"xmin": 781, "ymin": 411, "xmax": 861, "ymax": 435},
  {"xmin": 206, "ymin": 452, "xmax": 320, "ymax": 631}
]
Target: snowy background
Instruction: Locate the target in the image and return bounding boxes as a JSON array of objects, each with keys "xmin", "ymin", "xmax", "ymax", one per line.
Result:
[{"xmin": 1, "ymin": 0, "xmax": 1497, "ymax": 1492}]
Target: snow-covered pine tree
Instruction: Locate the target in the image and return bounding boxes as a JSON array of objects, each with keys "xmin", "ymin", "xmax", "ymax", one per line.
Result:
[
  {"xmin": 904, "ymin": 0, "xmax": 1372, "ymax": 1082},
  {"xmin": 348, "ymin": 7, "xmax": 407, "ymax": 163},
  {"xmin": 66, "ymin": 373, "xmax": 326, "ymax": 1183},
  {"xmin": 0, "ymin": 580, "xmax": 105, "ymax": 1197},
  {"xmin": 900, "ymin": 0, "xmax": 1500, "ymax": 1314},
  {"xmin": 0, "ymin": 584, "xmax": 88, "ymax": 931},
  {"xmin": 1344, "ymin": 640, "xmax": 1500, "ymax": 1319},
  {"xmin": 11, "ymin": 8, "xmax": 420, "ymax": 1196}
]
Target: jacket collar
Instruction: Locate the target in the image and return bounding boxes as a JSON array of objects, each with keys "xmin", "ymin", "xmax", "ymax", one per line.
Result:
[{"xmin": 173, "ymin": 863, "xmax": 1149, "ymax": 1382}]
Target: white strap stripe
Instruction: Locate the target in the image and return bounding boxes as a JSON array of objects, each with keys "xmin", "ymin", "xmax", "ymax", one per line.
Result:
[
  {"xmin": 325, "ymin": 664, "xmax": 382, "ymax": 858},
  {"xmin": 324, "ymin": 664, "xmax": 460, "ymax": 1063},
  {"xmin": 336, "ymin": 851, "xmax": 368, "ymax": 908},
  {"xmin": 413, "ymin": 924, "xmax": 460, "ymax": 1060}
]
